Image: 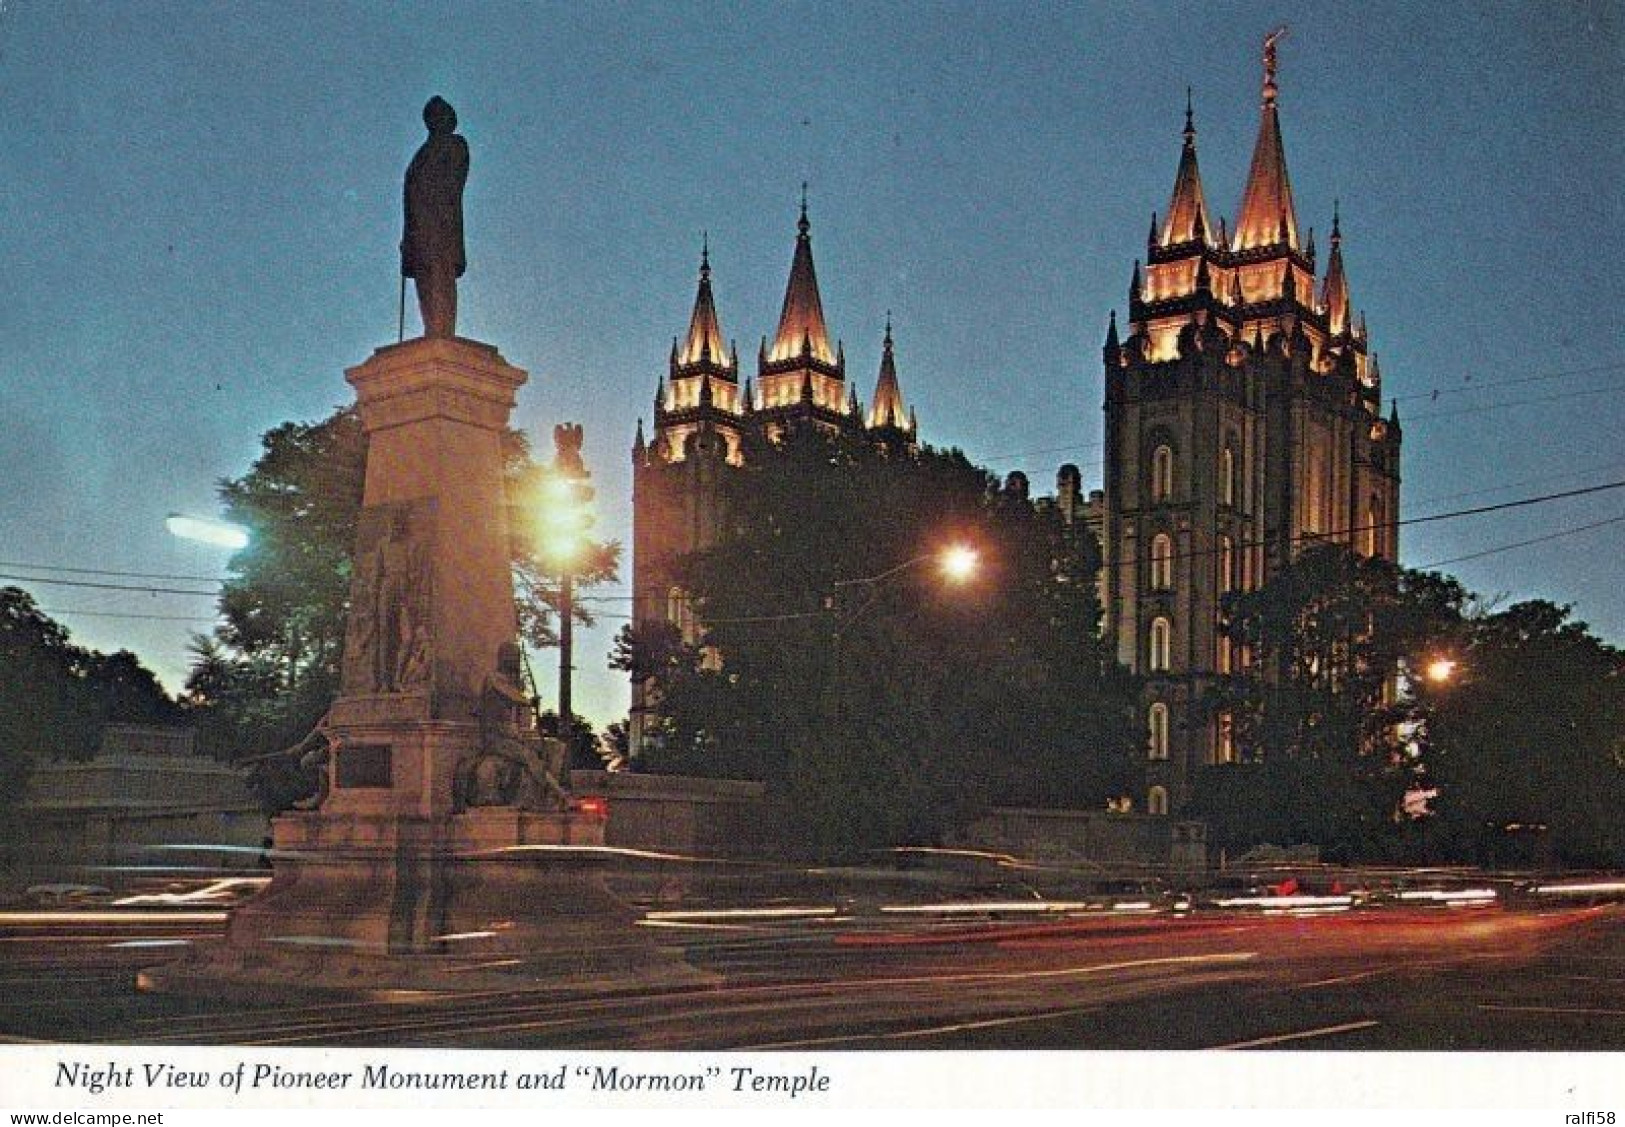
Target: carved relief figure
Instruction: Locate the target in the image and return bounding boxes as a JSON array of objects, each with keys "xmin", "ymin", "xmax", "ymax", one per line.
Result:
[{"xmin": 342, "ymin": 503, "xmax": 433, "ymax": 696}]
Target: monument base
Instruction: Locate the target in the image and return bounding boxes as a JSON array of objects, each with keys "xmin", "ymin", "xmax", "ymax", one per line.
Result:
[{"xmin": 138, "ymin": 809, "xmax": 716, "ymax": 1001}]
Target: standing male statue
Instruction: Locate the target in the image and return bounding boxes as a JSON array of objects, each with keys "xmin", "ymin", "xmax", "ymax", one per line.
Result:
[{"xmin": 401, "ymin": 96, "xmax": 469, "ymax": 339}]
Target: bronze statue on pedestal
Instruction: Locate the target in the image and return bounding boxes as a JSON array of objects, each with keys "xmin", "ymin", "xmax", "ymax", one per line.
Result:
[{"xmin": 401, "ymin": 96, "xmax": 469, "ymax": 338}]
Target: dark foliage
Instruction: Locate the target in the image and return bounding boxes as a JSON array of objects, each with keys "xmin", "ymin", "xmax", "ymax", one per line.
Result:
[{"xmin": 620, "ymin": 429, "xmax": 1137, "ymax": 860}]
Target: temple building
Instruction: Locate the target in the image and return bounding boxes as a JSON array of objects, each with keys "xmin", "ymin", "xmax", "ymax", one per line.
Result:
[
  {"xmin": 1101, "ymin": 35, "xmax": 1402, "ymax": 815},
  {"xmin": 629, "ymin": 199, "xmax": 918, "ymax": 756}
]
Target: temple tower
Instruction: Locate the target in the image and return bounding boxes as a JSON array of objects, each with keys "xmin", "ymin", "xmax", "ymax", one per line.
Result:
[
  {"xmin": 1101, "ymin": 35, "xmax": 1402, "ymax": 815},
  {"xmin": 629, "ymin": 201, "xmax": 920, "ymax": 758}
]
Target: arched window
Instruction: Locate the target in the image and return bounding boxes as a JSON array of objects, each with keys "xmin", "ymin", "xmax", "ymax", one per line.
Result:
[
  {"xmin": 1148, "ymin": 702, "xmax": 1169, "ymax": 760},
  {"xmin": 1365, "ymin": 493, "xmax": 1382, "ymax": 557},
  {"xmin": 667, "ymin": 586, "xmax": 696, "ymax": 644},
  {"xmin": 1218, "ymin": 534, "xmax": 1234, "ymax": 595},
  {"xmin": 1149, "ymin": 617, "xmax": 1172, "ymax": 672},
  {"xmin": 1150, "ymin": 444, "xmax": 1174, "ymax": 502},
  {"xmin": 1219, "ymin": 443, "xmax": 1237, "ymax": 507},
  {"xmin": 1216, "ymin": 629, "xmax": 1233, "ymax": 674},
  {"xmin": 1215, "ymin": 711, "xmax": 1236, "ymax": 764},
  {"xmin": 1150, "ymin": 533, "xmax": 1174, "ymax": 590},
  {"xmin": 1148, "ymin": 786, "xmax": 1169, "ymax": 817}
]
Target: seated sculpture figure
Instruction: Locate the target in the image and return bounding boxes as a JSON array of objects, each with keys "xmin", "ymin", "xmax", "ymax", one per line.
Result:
[{"xmin": 457, "ymin": 642, "xmax": 569, "ymax": 811}]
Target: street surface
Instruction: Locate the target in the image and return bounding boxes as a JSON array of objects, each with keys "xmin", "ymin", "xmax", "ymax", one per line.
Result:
[{"xmin": 3, "ymin": 862, "xmax": 1625, "ymax": 1049}]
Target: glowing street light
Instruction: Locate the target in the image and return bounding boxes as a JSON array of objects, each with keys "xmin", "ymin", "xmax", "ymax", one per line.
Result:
[
  {"xmin": 537, "ymin": 474, "xmax": 595, "ymax": 567},
  {"xmin": 534, "ymin": 427, "xmax": 598, "ymax": 747},
  {"xmin": 836, "ymin": 542, "xmax": 983, "ymax": 595},
  {"xmin": 1425, "ymin": 657, "xmax": 1458, "ymax": 685},
  {"xmin": 165, "ymin": 513, "xmax": 250, "ymax": 550},
  {"xmin": 938, "ymin": 544, "xmax": 979, "ymax": 584}
]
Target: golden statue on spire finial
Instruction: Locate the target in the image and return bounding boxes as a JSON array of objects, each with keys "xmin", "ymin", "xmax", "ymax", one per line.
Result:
[{"xmin": 1263, "ymin": 26, "xmax": 1288, "ymax": 105}]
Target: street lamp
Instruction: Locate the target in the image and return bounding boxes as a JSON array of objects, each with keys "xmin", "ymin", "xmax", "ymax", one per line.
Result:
[
  {"xmin": 938, "ymin": 544, "xmax": 979, "ymax": 585},
  {"xmin": 535, "ymin": 429, "xmax": 597, "ymax": 750},
  {"xmin": 1424, "ymin": 657, "xmax": 1458, "ymax": 685},
  {"xmin": 822, "ymin": 542, "xmax": 981, "ymax": 735},
  {"xmin": 833, "ymin": 543, "xmax": 980, "ymax": 597}
]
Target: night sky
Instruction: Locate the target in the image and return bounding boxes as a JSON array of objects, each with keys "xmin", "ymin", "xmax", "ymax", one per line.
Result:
[{"xmin": 3, "ymin": 2, "xmax": 1621, "ymax": 728}]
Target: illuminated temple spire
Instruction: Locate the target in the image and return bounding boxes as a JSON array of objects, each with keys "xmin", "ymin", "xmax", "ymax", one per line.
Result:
[
  {"xmin": 769, "ymin": 185, "xmax": 835, "ymax": 365},
  {"xmin": 867, "ymin": 315, "xmax": 909, "ymax": 430},
  {"xmin": 1320, "ymin": 201, "xmax": 1352, "ymax": 337},
  {"xmin": 678, "ymin": 233, "xmax": 729, "ymax": 367},
  {"xmin": 1160, "ymin": 88, "xmax": 1212, "ymax": 247},
  {"xmin": 1232, "ymin": 27, "xmax": 1300, "ymax": 252}
]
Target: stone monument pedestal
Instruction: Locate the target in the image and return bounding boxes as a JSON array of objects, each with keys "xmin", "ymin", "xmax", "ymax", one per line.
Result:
[
  {"xmin": 139, "ymin": 808, "xmax": 715, "ymax": 1000},
  {"xmin": 141, "ymin": 336, "xmax": 712, "ymax": 1000}
]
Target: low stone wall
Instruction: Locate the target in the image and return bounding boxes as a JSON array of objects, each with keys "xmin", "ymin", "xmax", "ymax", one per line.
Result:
[
  {"xmin": 12, "ymin": 754, "xmax": 267, "ymax": 869},
  {"xmin": 957, "ymin": 807, "xmax": 1208, "ymax": 871},
  {"xmin": 568, "ymin": 770, "xmax": 771, "ymax": 859}
]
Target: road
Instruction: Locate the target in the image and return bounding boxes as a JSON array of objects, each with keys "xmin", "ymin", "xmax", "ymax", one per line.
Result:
[{"xmin": 3, "ymin": 874, "xmax": 1625, "ymax": 1049}]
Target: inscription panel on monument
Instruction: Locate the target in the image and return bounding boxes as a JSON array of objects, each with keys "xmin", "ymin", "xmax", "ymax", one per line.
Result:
[
  {"xmin": 341, "ymin": 499, "xmax": 435, "ymax": 700},
  {"xmin": 335, "ymin": 744, "xmax": 394, "ymax": 789}
]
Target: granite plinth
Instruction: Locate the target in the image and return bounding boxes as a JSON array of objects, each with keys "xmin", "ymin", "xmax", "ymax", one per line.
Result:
[{"xmin": 138, "ymin": 809, "xmax": 716, "ymax": 1000}]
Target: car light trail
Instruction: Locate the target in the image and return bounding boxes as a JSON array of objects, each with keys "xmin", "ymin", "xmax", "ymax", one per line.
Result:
[
  {"xmin": 876, "ymin": 901, "xmax": 1096, "ymax": 915},
  {"xmin": 1532, "ymin": 881, "xmax": 1625, "ymax": 896},
  {"xmin": 113, "ymin": 877, "xmax": 269, "ymax": 906},
  {"xmin": 643, "ymin": 907, "xmax": 838, "ymax": 922},
  {"xmin": 1212, "ymin": 894, "xmax": 1354, "ymax": 910},
  {"xmin": 1212, "ymin": 1018, "xmax": 1380, "ymax": 1050},
  {"xmin": 0, "ymin": 911, "xmax": 230, "ymax": 925},
  {"xmin": 1397, "ymin": 888, "xmax": 1498, "ymax": 904}
]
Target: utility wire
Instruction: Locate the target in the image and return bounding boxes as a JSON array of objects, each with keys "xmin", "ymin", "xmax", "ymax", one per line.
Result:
[
  {"xmin": 1393, "ymin": 358, "xmax": 1625, "ymax": 403},
  {"xmin": 1410, "ymin": 457, "xmax": 1625, "ymax": 508},
  {"xmin": 1097, "ymin": 479, "xmax": 1625, "ymax": 577},
  {"xmin": 0, "ymin": 558, "xmax": 224, "ymax": 584},
  {"xmin": 1403, "ymin": 381, "xmax": 1625, "ymax": 423},
  {"xmin": 1414, "ymin": 513, "xmax": 1625, "ymax": 570},
  {"xmin": 40, "ymin": 608, "xmax": 221, "ymax": 623},
  {"xmin": 0, "ymin": 571, "xmax": 220, "ymax": 597},
  {"xmin": 979, "ymin": 358, "xmax": 1625, "ymax": 466}
]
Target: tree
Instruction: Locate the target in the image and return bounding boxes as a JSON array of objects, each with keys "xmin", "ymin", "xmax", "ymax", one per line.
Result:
[
  {"xmin": 1422, "ymin": 600, "xmax": 1625, "ymax": 868},
  {"xmin": 215, "ymin": 409, "xmax": 365, "ymax": 707},
  {"xmin": 622, "ymin": 428, "xmax": 1138, "ymax": 860},
  {"xmin": 189, "ymin": 407, "xmax": 619, "ymax": 773},
  {"xmin": 1198, "ymin": 546, "xmax": 1467, "ymax": 859}
]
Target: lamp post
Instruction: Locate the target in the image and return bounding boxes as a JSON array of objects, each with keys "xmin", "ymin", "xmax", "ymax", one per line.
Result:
[
  {"xmin": 830, "ymin": 544, "xmax": 980, "ymax": 604},
  {"xmin": 538, "ymin": 428, "xmax": 596, "ymax": 758},
  {"xmin": 823, "ymin": 543, "xmax": 980, "ymax": 718}
]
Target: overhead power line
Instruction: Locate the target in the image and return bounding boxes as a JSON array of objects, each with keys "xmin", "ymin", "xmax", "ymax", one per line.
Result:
[
  {"xmin": 0, "ymin": 571, "xmax": 219, "ymax": 597},
  {"xmin": 40, "ymin": 608, "xmax": 221, "ymax": 624},
  {"xmin": 980, "ymin": 357, "xmax": 1625, "ymax": 467},
  {"xmin": 0, "ymin": 558, "xmax": 224, "ymax": 584},
  {"xmin": 1394, "ymin": 358, "xmax": 1625, "ymax": 403},
  {"xmin": 1414, "ymin": 513, "xmax": 1625, "ymax": 570},
  {"xmin": 1403, "ymin": 381, "xmax": 1625, "ymax": 424},
  {"xmin": 1097, "ymin": 479, "xmax": 1625, "ymax": 577}
]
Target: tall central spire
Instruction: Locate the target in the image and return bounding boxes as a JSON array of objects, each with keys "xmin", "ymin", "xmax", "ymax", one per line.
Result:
[
  {"xmin": 1160, "ymin": 88, "xmax": 1212, "ymax": 247},
  {"xmin": 679, "ymin": 233, "xmax": 729, "ymax": 367},
  {"xmin": 769, "ymin": 186, "xmax": 835, "ymax": 365},
  {"xmin": 1232, "ymin": 27, "xmax": 1300, "ymax": 252}
]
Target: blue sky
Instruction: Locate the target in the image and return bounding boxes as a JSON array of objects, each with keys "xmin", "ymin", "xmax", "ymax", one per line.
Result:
[{"xmin": 2, "ymin": 1, "xmax": 1621, "ymax": 727}]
